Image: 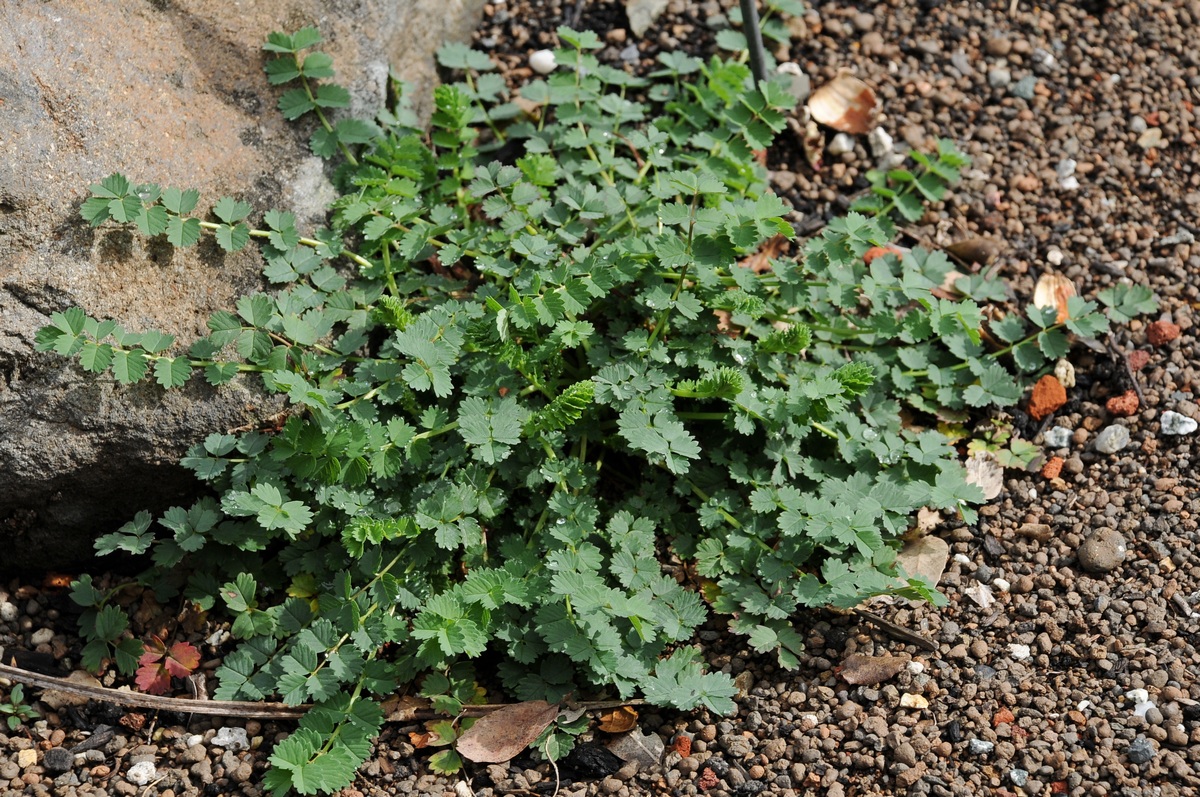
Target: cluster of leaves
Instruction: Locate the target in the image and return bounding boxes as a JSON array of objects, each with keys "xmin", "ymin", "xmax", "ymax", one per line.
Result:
[
  {"xmin": 136, "ymin": 636, "xmax": 202, "ymax": 695},
  {"xmin": 715, "ymin": 0, "xmax": 806, "ymax": 60},
  {"xmin": 39, "ymin": 25, "xmax": 1156, "ymax": 796},
  {"xmin": 1, "ymin": 685, "xmax": 39, "ymax": 731}
]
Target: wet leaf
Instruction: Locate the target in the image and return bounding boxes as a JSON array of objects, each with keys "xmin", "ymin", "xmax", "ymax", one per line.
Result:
[
  {"xmin": 839, "ymin": 653, "xmax": 910, "ymax": 685},
  {"xmin": 598, "ymin": 705, "xmax": 639, "ymax": 733},
  {"xmin": 895, "ymin": 535, "xmax": 949, "ymax": 587},
  {"xmin": 456, "ymin": 700, "xmax": 559, "ymax": 764}
]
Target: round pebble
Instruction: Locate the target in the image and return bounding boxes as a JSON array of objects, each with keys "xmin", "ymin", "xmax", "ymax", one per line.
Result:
[
  {"xmin": 1077, "ymin": 528, "xmax": 1127, "ymax": 573},
  {"xmin": 1093, "ymin": 424, "xmax": 1131, "ymax": 454}
]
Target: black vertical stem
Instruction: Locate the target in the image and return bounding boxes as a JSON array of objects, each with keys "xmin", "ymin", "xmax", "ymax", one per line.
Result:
[{"xmin": 739, "ymin": 0, "xmax": 769, "ymax": 85}]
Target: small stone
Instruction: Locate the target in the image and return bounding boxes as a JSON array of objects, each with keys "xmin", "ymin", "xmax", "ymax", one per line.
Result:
[
  {"xmin": 619, "ymin": 44, "xmax": 639, "ymax": 62},
  {"xmin": 968, "ymin": 739, "xmax": 994, "ymax": 756},
  {"xmin": 1040, "ymin": 456, "xmax": 1063, "ymax": 479},
  {"xmin": 1044, "ymin": 426, "xmax": 1072, "ymax": 448},
  {"xmin": 42, "ymin": 748, "xmax": 73, "ymax": 774},
  {"xmin": 126, "ymin": 761, "xmax": 157, "ymax": 786},
  {"xmin": 606, "ymin": 28, "xmax": 627, "ymax": 45},
  {"xmin": 900, "ymin": 693, "xmax": 929, "ymax": 710},
  {"xmin": 985, "ymin": 37, "xmax": 1012, "ymax": 56},
  {"xmin": 30, "ymin": 628, "xmax": 54, "ymax": 646},
  {"xmin": 1056, "ymin": 159, "xmax": 1077, "ymax": 179},
  {"xmin": 0, "ymin": 600, "xmax": 17, "ymax": 621},
  {"xmin": 211, "ymin": 727, "xmax": 250, "ymax": 751},
  {"xmin": 775, "ymin": 63, "xmax": 810, "ymax": 103},
  {"xmin": 772, "ymin": 170, "xmax": 796, "ymax": 192},
  {"xmin": 868, "ymin": 127, "xmax": 893, "ymax": 158},
  {"xmin": 1078, "ymin": 528, "xmax": 1127, "ymax": 573},
  {"xmin": 1009, "ymin": 768, "xmax": 1029, "ymax": 787},
  {"xmin": 1028, "ymin": 374, "xmax": 1067, "ymax": 420},
  {"xmin": 1059, "ymin": 175, "xmax": 1080, "ymax": 190},
  {"xmin": 1160, "ymin": 411, "xmax": 1198, "ymax": 436},
  {"xmin": 1093, "ymin": 424, "xmax": 1131, "ymax": 454},
  {"xmin": 1009, "ymin": 644, "xmax": 1031, "ymax": 661},
  {"xmin": 1127, "ymin": 736, "xmax": 1157, "ymax": 764},
  {"xmin": 987, "ymin": 68, "xmax": 1011, "ymax": 88},
  {"xmin": 1147, "ymin": 320, "xmax": 1181, "ymax": 345},
  {"xmin": 852, "ymin": 12, "xmax": 875, "ymax": 32},
  {"xmin": 1137, "ymin": 128, "xmax": 1164, "ymax": 149},
  {"xmin": 1011, "ymin": 75, "xmax": 1037, "ymax": 100},
  {"xmin": 828, "ymin": 133, "xmax": 855, "ymax": 155},
  {"xmin": 17, "ymin": 748, "xmax": 38, "ymax": 769},
  {"xmin": 1106, "ymin": 390, "xmax": 1139, "ymax": 417},
  {"xmin": 529, "ymin": 50, "xmax": 557, "ymax": 75},
  {"xmin": 1130, "ymin": 116, "xmax": 1148, "ymax": 134},
  {"xmin": 1144, "ymin": 707, "xmax": 1164, "ymax": 725},
  {"xmin": 1128, "ymin": 350, "xmax": 1151, "ymax": 370}
]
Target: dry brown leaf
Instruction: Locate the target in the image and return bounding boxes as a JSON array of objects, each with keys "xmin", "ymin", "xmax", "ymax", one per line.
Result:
[
  {"xmin": 808, "ymin": 75, "xmax": 877, "ymax": 134},
  {"xmin": 1033, "ymin": 273, "xmax": 1077, "ymax": 324},
  {"xmin": 839, "ymin": 653, "xmax": 910, "ymax": 686},
  {"xmin": 409, "ymin": 731, "xmax": 431, "ymax": 749},
  {"xmin": 607, "ymin": 727, "xmax": 665, "ymax": 769},
  {"xmin": 945, "ymin": 237, "xmax": 1000, "ymax": 266},
  {"xmin": 739, "ymin": 234, "xmax": 790, "ymax": 274},
  {"xmin": 455, "ymin": 700, "xmax": 559, "ymax": 764},
  {"xmin": 598, "ymin": 705, "xmax": 639, "ymax": 733},
  {"xmin": 895, "ymin": 535, "xmax": 949, "ymax": 587},
  {"xmin": 915, "ymin": 507, "xmax": 942, "ymax": 533},
  {"xmin": 381, "ymin": 694, "xmax": 432, "ymax": 723}
]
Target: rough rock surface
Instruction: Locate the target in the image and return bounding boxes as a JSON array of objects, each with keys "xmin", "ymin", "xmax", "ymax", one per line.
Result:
[{"xmin": 0, "ymin": 0, "xmax": 483, "ymax": 570}]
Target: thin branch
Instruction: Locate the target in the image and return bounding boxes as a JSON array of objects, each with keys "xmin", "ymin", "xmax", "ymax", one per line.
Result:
[{"xmin": 853, "ymin": 609, "xmax": 939, "ymax": 651}]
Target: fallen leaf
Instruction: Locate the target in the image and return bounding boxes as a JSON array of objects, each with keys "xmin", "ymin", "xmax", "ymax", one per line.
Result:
[
  {"xmin": 963, "ymin": 583, "xmax": 996, "ymax": 609},
  {"xmin": 915, "ymin": 507, "xmax": 942, "ymax": 534},
  {"xmin": 965, "ymin": 451, "xmax": 1004, "ymax": 501},
  {"xmin": 739, "ymin": 234, "xmax": 790, "ymax": 274},
  {"xmin": 598, "ymin": 706, "xmax": 639, "ymax": 733},
  {"xmin": 624, "ymin": 0, "xmax": 670, "ymax": 37},
  {"xmin": 808, "ymin": 74, "xmax": 877, "ymax": 134},
  {"xmin": 945, "ymin": 237, "xmax": 1000, "ymax": 265},
  {"xmin": 409, "ymin": 732, "xmax": 432, "ymax": 749},
  {"xmin": 1033, "ymin": 273, "xmax": 1076, "ymax": 324},
  {"xmin": 455, "ymin": 700, "xmax": 559, "ymax": 764},
  {"xmin": 895, "ymin": 535, "xmax": 949, "ymax": 587},
  {"xmin": 839, "ymin": 653, "xmax": 910, "ymax": 686},
  {"xmin": 382, "ymin": 694, "xmax": 432, "ymax": 722},
  {"xmin": 606, "ymin": 727, "xmax": 666, "ymax": 769}
]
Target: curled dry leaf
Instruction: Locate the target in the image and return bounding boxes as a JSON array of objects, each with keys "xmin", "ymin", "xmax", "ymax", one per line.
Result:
[
  {"xmin": 964, "ymin": 583, "xmax": 996, "ymax": 609},
  {"xmin": 607, "ymin": 727, "xmax": 665, "ymax": 770},
  {"xmin": 945, "ymin": 237, "xmax": 1001, "ymax": 266},
  {"xmin": 839, "ymin": 653, "xmax": 910, "ymax": 686},
  {"xmin": 739, "ymin": 234, "xmax": 790, "ymax": 274},
  {"xmin": 915, "ymin": 507, "xmax": 942, "ymax": 534},
  {"xmin": 1034, "ymin": 272, "xmax": 1077, "ymax": 324},
  {"xmin": 598, "ymin": 705, "xmax": 639, "ymax": 733},
  {"xmin": 807, "ymin": 74, "xmax": 877, "ymax": 134},
  {"xmin": 455, "ymin": 700, "xmax": 559, "ymax": 764}
]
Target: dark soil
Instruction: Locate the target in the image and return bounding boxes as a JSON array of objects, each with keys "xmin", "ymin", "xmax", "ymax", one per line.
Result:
[{"xmin": 4, "ymin": 1, "xmax": 1200, "ymax": 796}]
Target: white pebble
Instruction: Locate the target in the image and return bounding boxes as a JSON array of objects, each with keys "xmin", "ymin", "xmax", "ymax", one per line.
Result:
[
  {"xmin": 1047, "ymin": 249, "xmax": 1064, "ymax": 265},
  {"xmin": 953, "ymin": 553, "xmax": 972, "ymax": 565},
  {"xmin": 1054, "ymin": 358, "xmax": 1076, "ymax": 388},
  {"xmin": 1134, "ymin": 700, "xmax": 1156, "ymax": 718},
  {"xmin": 907, "ymin": 660, "xmax": 926, "ymax": 675},
  {"xmin": 868, "ymin": 127, "xmax": 894, "ymax": 158},
  {"xmin": 1126, "ymin": 688, "xmax": 1150, "ymax": 703},
  {"xmin": 775, "ymin": 62, "xmax": 810, "ymax": 102},
  {"xmin": 211, "ymin": 727, "xmax": 250, "ymax": 751},
  {"xmin": 900, "ymin": 693, "xmax": 929, "ymax": 709},
  {"xmin": 127, "ymin": 761, "xmax": 157, "ymax": 786},
  {"xmin": 1059, "ymin": 176, "xmax": 1080, "ymax": 191},
  {"xmin": 828, "ymin": 133, "xmax": 856, "ymax": 156},
  {"xmin": 1044, "ymin": 426, "xmax": 1072, "ymax": 449},
  {"xmin": 992, "ymin": 577, "xmax": 1011, "ymax": 592},
  {"xmin": 1078, "ymin": 700, "xmax": 1092, "ymax": 711},
  {"xmin": 529, "ymin": 49, "xmax": 557, "ymax": 75},
  {"xmin": 30, "ymin": 628, "xmax": 54, "ymax": 646},
  {"xmin": 186, "ymin": 734, "xmax": 204, "ymax": 748},
  {"xmin": 1009, "ymin": 643, "xmax": 1031, "ymax": 660},
  {"xmin": 1160, "ymin": 410, "xmax": 1198, "ymax": 436},
  {"xmin": 0, "ymin": 600, "xmax": 17, "ymax": 622}
]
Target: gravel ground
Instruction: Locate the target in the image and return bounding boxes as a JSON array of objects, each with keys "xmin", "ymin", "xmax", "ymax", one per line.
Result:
[{"xmin": 4, "ymin": 1, "xmax": 1200, "ymax": 795}]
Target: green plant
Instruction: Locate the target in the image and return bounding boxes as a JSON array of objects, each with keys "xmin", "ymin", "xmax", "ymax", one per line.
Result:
[
  {"xmin": 1, "ymin": 684, "xmax": 39, "ymax": 731},
  {"xmin": 38, "ymin": 25, "xmax": 1154, "ymax": 795}
]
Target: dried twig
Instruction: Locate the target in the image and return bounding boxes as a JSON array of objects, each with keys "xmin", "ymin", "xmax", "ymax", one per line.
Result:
[
  {"xmin": 0, "ymin": 659, "xmax": 642, "ymax": 722},
  {"xmin": 853, "ymin": 608, "xmax": 939, "ymax": 651}
]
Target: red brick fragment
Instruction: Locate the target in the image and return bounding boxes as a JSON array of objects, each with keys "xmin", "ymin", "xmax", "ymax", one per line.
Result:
[
  {"xmin": 993, "ymin": 707, "xmax": 1016, "ymax": 727},
  {"xmin": 1041, "ymin": 456, "xmax": 1063, "ymax": 479},
  {"xmin": 1106, "ymin": 390, "xmax": 1139, "ymax": 417},
  {"xmin": 1028, "ymin": 374, "xmax": 1067, "ymax": 420},
  {"xmin": 672, "ymin": 735, "xmax": 692, "ymax": 757},
  {"xmin": 1147, "ymin": 320, "xmax": 1181, "ymax": 346}
]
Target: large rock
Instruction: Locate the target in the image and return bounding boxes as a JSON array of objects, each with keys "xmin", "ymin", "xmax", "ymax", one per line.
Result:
[{"xmin": 0, "ymin": 0, "xmax": 484, "ymax": 571}]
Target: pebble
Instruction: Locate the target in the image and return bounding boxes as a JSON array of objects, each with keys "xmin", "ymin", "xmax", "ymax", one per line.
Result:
[
  {"xmin": 1044, "ymin": 426, "xmax": 1072, "ymax": 448},
  {"xmin": 1078, "ymin": 528, "xmax": 1127, "ymax": 573},
  {"xmin": 985, "ymin": 37, "xmax": 1012, "ymax": 56},
  {"xmin": 852, "ymin": 12, "xmax": 875, "ymax": 32},
  {"xmin": 529, "ymin": 49, "xmax": 556, "ymax": 74},
  {"xmin": 1160, "ymin": 410, "xmax": 1198, "ymax": 435},
  {"xmin": 1009, "ymin": 644, "xmax": 1031, "ymax": 660},
  {"xmin": 1011, "ymin": 75, "xmax": 1037, "ymax": 100},
  {"xmin": 775, "ymin": 63, "xmax": 810, "ymax": 102},
  {"xmin": 868, "ymin": 127, "xmax": 893, "ymax": 158},
  {"xmin": 126, "ymin": 760, "xmax": 157, "ymax": 786},
  {"xmin": 1127, "ymin": 736, "xmax": 1157, "ymax": 764},
  {"xmin": 1009, "ymin": 768, "xmax": 1029, "ymax": 787},
  {"xmin": 1093, "ymin": 424, "xmax": 1131, "ymax": 454},
  {"xmin": 17, "ymin": 748, "xmax": 37, "ymax": 769},
  {"xmin": 42, "ymin": 747, "xmax": 73, "ymax": 774},
  {"xmin": 968, "ymin": 739, "xmax": 994, "ymax": 756},
  {"xmin": 987, "ymin": 68, "xmax": 1011, "ymax": 89},
  {"xmin": 1130, "ymin": 115, "xmax": 1148, "ymax": 134},
  {"xmin": 211, "ymin": 726, "xmax": 250, "ymax": 751},
  {"xmin": 619, "ymin": 44, "xmax": 639, "ymax": 62},
  {"xmin": 827, "ymin": 133, "xmax": 855, "ymax": 155}
]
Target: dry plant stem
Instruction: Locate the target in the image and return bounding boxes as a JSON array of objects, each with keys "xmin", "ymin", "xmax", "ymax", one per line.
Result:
[
  {"xmin": 0, "ymin": 660, "xmax": 642, "ymax": 722},
  {"xmin": 853, "ymin": 608, "xmax": 939, "ymax": 651}
]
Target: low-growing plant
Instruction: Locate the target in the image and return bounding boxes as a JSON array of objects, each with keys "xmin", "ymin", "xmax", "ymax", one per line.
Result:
[
  {"xmin": 38, "ymin": 25, "xmax": 1153, "ymax": 794},
  {"xmin": 1, "ymin": 684, "xmax": 40, "ymax": 731}
]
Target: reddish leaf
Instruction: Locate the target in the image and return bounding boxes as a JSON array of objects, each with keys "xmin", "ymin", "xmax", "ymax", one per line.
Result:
[
  {"xmin": 134, "ymin": 661, "xmax": 171, "ymax": 695},
  {"xmin": 164, "ymin": 641, "xmax": 200, "ymax": 678}
]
